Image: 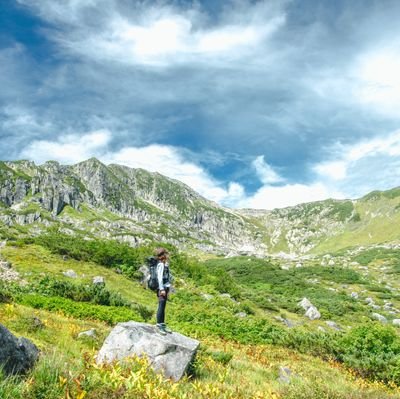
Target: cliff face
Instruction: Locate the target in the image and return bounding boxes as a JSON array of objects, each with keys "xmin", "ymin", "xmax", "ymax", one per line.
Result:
[
  {"xmin": 0, "ymin": 159, "xmax": 263, "ymax": 255},
  {"xmin": 1, "ymin": 159, "xmax": 400, "ymax": 256}
]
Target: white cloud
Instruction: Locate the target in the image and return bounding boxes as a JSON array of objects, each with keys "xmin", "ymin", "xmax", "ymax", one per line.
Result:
[
  {"xmin": 313, "ymin": 129, "xmax": 400, "ymax": 199},
  {"xmin": 314, "ymin": 160, "xmax": 347, "ymax": 181},
  {"xmin": 354, "ymin": 47, "xmax": 400, "ymax": 117},
  {"xmin": 239, "ymin": 182, "xmax": 345, "ymax": 210},
  {"xmin": 19, "ymin": 130, "xmax": 112, "ymax": 164},
  {"xmin": 18, "ymin": 0, "xmax": 285, "ymax": 67},
  {"xmin": 252, "ymin": 155, "xmax": 284, "ymax": 184}
]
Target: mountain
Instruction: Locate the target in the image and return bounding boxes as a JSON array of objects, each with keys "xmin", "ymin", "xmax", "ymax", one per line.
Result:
[{"xmin": 1, "ymin": 158, "xmax": 400, "ymax": 256}]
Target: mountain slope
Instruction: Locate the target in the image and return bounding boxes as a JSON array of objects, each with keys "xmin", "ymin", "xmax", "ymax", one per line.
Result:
[
  {"xmin": 0, "ymin": 159, "xmax": 262, "ymax": 254},
  {"xmin": 1, "ymin": 158, "xmax": 400, "ymax": 256}
]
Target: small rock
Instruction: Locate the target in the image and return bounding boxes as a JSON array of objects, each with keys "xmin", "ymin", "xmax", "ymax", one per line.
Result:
[
  {"xmin": 63, "ymin": 269, "xmax": 78, "ymax": 278},
  {"xmin": 62, "ymin": 255, "xmax": 69, "ymax": 261},
  {"xmin": 278, "ymin": 366, "xmax": 292, "ymax": 384},
  {"xmin": 235, "ymin": 312, "xmax": 247, "ymax": 318},
  {"xmin": 371, "ymin": 313, "xmax": 387, "ymax": 323},
  {"xmin": 350, "ymin": 292, "xmax": 359, "ymax": 299},
  {"xmin": 318, "ymin": 326, "xmax": 326, "ymax": 332},
  {"xmin": 78, "ymin": 329, "xmax": 97, "ymax": 339},
  {"xmin": 325, "ymin": 321, "xmax": 341, "ymax": 331},
  {"xmin": 305, "ymin": 306, "xmax": 321, "ymax": 320},
  {"xmin": 392, "ymin": 319, "xmax": 400, "ymax": 327},
  {"xmin": 201, "ymin": 294, "xmax": 214, "ymax": 301},
  {"xmin": 93, "ymin": 276, "xmax": 105, "ymax": 285},
  {"xmin": 365, "ymin": 297, "xmax": 374, "ymax": 304}
]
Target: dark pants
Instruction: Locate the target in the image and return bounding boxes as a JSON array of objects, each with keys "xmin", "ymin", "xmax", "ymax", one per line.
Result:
[{"xmin": 156, "ymin": 288, "xmax": 169, "ymax": 324}]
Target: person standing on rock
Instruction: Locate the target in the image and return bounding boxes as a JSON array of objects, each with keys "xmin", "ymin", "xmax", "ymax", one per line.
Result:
[{"xmin": 155, "ymin": 247, "xmax": 173, "ymax": 335}]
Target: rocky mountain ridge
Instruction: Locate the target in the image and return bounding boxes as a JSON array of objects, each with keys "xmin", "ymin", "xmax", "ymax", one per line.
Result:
[{"xmin": 1, "ymin": 158, "xmax": 400, "ymax": 256}]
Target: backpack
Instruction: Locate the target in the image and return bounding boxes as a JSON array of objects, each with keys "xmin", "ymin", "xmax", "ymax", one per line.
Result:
[{"xmin": 146, "ymin": 256, "xmax": 159, "ymax": 291}]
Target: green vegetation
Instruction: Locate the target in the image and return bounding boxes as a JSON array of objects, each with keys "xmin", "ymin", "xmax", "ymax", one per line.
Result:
[{"xmin": 1, "ymin": 234, "xmax": 400, "ymax": 398}]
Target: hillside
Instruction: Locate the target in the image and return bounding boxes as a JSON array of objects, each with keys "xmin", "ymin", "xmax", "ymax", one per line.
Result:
[
  {"xmin": 2, "ymin": 157, "xmax": 400, "ymax": 397},
  {"xmin": 1, "ymin": 158, "xmax": 400, "ymax": 258}
]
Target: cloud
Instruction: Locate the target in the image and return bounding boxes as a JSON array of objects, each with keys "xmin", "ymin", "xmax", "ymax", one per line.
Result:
[
  {"xmin": 314, "ymin": 129, "xmax": 400, "ymax": 197},
  {"xmin": 252, "ymin": 155, "xmax": 284, "ymax": 184},
  {"xmin": 353, "ymin": 46, "xmax": 400, "ymax": 118},
  {"xmin": 239, "ymin": 182, "xmax": 345, "ymax": 210},
  {"xmin": 19, "ymin": 130, "xmax": 112, "ymax": 164},
  {"xmin": 18, "ymin": 0, "xmax": 285, "ymax": 67}
]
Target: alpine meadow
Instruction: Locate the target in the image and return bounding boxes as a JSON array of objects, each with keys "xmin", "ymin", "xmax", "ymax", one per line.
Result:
[
  {"xmin": 3, "ymin": 0, "xmax": 400, "ymax": 398},
  {"xmin": 1, "ymin": 159, "xmax": 400, "ymax": 398}
]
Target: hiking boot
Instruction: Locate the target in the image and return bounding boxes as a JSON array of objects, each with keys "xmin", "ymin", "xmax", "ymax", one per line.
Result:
[
  {"xmin": 156, "ymin": 324, "xmax": 167, "ymax": 335},
  {"xmin": 161, "ymin": 323, "xmax": 173, "ymax": 334}
]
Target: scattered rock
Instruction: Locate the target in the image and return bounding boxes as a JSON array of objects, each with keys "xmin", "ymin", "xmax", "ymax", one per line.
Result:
[
  {"xmin": 0, "ymin": 323, "xmax": 39, "ymax": 375},
  {"xmin": 278, "ymin": 366, "xmax": 292, "ymax": 384},
  {"xmin": 235, "ymin": 312, "xmax": 247, "ymax": 318},
  {"xmin": 392, "ymin": 319, "xmax": 400, "ymax": 327},
  {"xmin": 274, "ymin": 316, "xmax": 295, "ymax": 328},
  {"xmin": 365, "ymin": 297, "xmax": 374, "ymax": 304},
  {"xmin": 0, "ymin": 260, "xmax": 12, "ymax": 269},
  {"xmin": 97, "ymin": 321, "xmax": 200, "ymax": 381},
  {"xmin": 78, "ymin": 329, "xmax": 97, "ymax": 339},
  {"xmin": 92, "ymin": 276, "xmax": 105, "ymax": 285},
  {"xmin": 305, "ymin": 306, "xmax": 321, "ymax": 320},
  {"xmin": 62, "ymin": 255, "xmax": 69, "ymax": 261},
  {"xmin": 318, "ymin": 326, "xmax": 326, "ymax": 332},
  {"xmin": 350, "ymin": 292, "xmax": 359, "ymax": 299},
  {"xmin": 371, "ymin": 313, "xmax": 387, "ymax": 323},
  {"xmin": 201, "ymin": 293, "xmax": 214, "ymax": 301},
  {"xmin": 325, "ymin": 321, "xmax": 342, "ymax": 331},
  {"xmin": 299, "ymin": 297, "xmax": 321, "ymax": 320},
  {"xmin": 63, "ymin": 269, "xmax": 78, "ymax": 278}
]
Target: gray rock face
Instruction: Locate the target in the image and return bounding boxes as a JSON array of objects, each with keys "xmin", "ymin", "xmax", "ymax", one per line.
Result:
[
  {"xmin": 0, "ymin": 324, "xmax": 39, "ymax": 375},
  {"xmin": 97, "ymin": 321, "xmax": 200, "ymax": 381}
]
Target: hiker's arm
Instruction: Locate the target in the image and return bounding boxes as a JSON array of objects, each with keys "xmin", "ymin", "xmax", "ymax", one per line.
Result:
[{"xmin": 157, "ymin": 262, "xmax": 165, "ymax": 291}]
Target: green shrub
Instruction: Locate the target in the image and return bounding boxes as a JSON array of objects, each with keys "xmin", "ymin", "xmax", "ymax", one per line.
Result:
[
  {"xmin": 337, "ymin": 322, "xmax": 400, "ymax": 384},
  {"xmin": 17, "ymin": 294, "xmax": 142, "ymax": 325}
]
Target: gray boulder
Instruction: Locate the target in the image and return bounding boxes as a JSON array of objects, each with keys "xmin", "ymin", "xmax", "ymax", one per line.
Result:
[
  {"xmin": 299, "ymin": 297, "xmax": 321, "ymax": 320},
  {"xmin": 97, "ymin": 321, "xmax": 200, "ymax": 381},
  {"xmin": 63, "ymin": 269, "xmax": 78, "ymax": 278},
  {"xmin": 0, "ymin": 324, "xmax": 39, "ymax": 375},
  {"xmin": 372, "ymin": 313, "xmax": 387, "ymax": 323},
  {"xmin": 92, "ymin": 276, "xmax": 105, "ymax": 285}
]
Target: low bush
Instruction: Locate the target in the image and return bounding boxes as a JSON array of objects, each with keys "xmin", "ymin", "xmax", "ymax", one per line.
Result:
[{"xmin": 17, "ymin": 294, "xmax": 143, "ymax": 325}]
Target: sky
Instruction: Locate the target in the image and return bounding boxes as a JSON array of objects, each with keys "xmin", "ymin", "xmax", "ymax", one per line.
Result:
[{"xmin": 1, "ymin": 0, "xmax": 400, "ymax": 210}]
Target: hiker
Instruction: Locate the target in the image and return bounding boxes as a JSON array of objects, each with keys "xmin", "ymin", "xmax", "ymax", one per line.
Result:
[{"xmin": 155, "ymin": 247, "xmax": 172, "ymax": 335}]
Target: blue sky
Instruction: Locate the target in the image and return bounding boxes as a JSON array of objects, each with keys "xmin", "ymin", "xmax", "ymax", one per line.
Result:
[{"xmin": 1, "ymin": 0, "xmax": 400, "ymax": 209}]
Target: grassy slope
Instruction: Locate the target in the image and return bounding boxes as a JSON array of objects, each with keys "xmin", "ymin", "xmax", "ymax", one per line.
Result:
[{"xmin": 1, "ymin": 243, "xmax": 400, "ymax": 398}]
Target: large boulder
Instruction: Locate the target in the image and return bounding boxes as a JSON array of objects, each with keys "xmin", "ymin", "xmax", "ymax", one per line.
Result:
[
  {"xmin": 97, "ymin": 321, "xmax": 200, "ymax": 381},
  {"xmin": 0, "ymin": 324, "xmax": 39, "ymax": 375}
]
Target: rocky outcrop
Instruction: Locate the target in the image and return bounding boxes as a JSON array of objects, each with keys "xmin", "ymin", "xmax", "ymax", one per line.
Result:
[
  {"xmin": 97, "ymin": 321, "xmax": 200, "ymax": 381},
  {"xmin": 0, "ymin": 323, "xmax": 39, "ymax": 375},
  {"xmin": 0, "ymin": 159, "xmax": 263, "ymax": 255}
]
